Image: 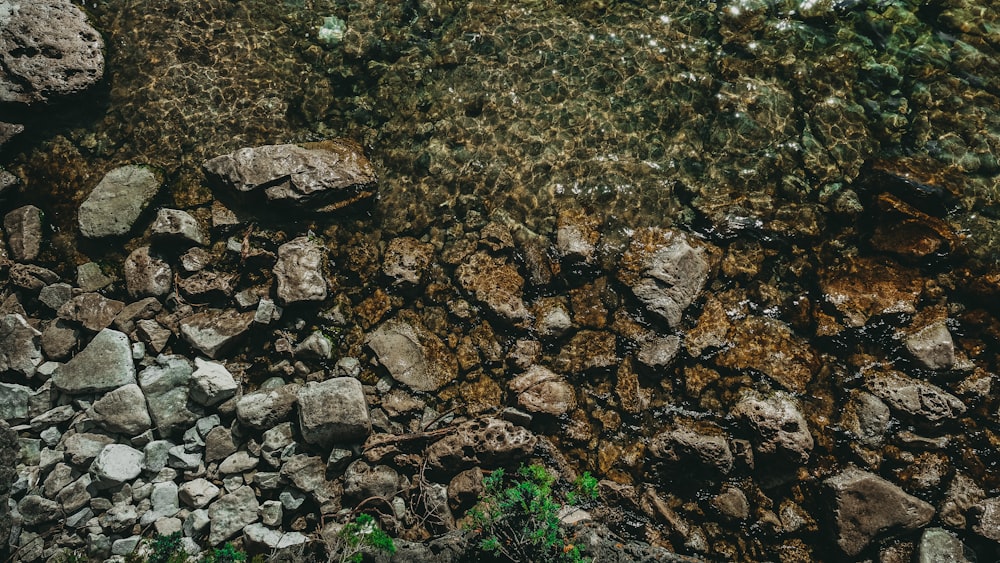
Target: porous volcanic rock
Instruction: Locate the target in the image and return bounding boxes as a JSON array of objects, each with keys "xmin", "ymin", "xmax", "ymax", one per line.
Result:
[{"xmin": 425, "ymin": 417, "xmax": 537, "ymax": 473}]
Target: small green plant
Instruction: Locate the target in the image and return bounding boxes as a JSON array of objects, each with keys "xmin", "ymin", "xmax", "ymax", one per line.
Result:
[
  {"xmin": 566, "ymin": 471, "xmax": 599, "ymax": 506},
  {"xmin": 468, "ymin": 464, "xmax": 595, "ymax": 563},
  {"xmin": 201, "ymin": 543, "xmax": 247, "ymax": 563},
  {"xmin": 326, "ymin": 513, "xmax": 397, "ymax": 563},
  {"xmin": 145, "ymin": 532, "xmax": 188, "ymax": 563}
]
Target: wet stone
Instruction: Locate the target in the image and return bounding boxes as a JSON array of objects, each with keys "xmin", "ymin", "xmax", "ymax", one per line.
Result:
[
  {"xmin": 839, "ymin": 390, "xmax": 891, "ymax": 447},
  {"xmin": 189, "ymin": 358, "xmax": 238, "ymax": 406},
  {"xmin": 556, "ymin": 208, "xmax": 601, "ymax": 264},
  {"xmin": 78, "ymin": 165, "xmax": 161, "ymax": 238},
  {"xmin": 273, "ymin": 236, "xmax": 327, "ymax": 304},
  {"xmin": 636, "ymin": 335, "xmax": 681, "ymax": 370},
  {"xmin": 509, "ymin": 365, "xmax": 576, "ymax": 416},
  {"xmin": 940, "ymin": 473, "xmax": 985, "ymax": 529},
  {"xmin": 733, "ymin": 390, "xmax": 813, "ymax": 464},
  {"xmin": 712, "ymin": 485, "xmax": 750, "ymax": 521},
  {"xmin": 124, "ymin": 246, "xmax": 172, "ymax": 299},
  {"xmin": 3, "ymin": 205, "xmax": 43, "ymax": 261},
  {"xmin": 826, "ymin": 466, "xmax": 935, "ymax": 557},
  {"xmin": 179, "ymin": 309, "xmax": 254, "ymax": 359},
  {"xmin": 818, "ymin": 257, "xmax": 922, "ymax": 330},
  {"xmin": 52, "ymin": 328, "xmax": 135, "ymax": 394},
  {"xmin": 365, "ymin": 318, "xmax": 458, "ymax": 392},
  {"xmin": 150, "ymin": 208, "xmax": 206, "ymax": 245},
  {"xmin": 425, "ymin": 417, "xmax": 537, "ymax": 473},
  {"xmin": 456, "ymin": 252, "xmax": 530, "ymax": 324},
  {"xmin": 649, "ymin": 418, "xmax": 734, "ymax": 475},
  {"xmin": 383, "ymin": 236, "xmax": 434, "ymax": 285},
  {"xmin": 865, "ymin": 370, "xmax": 966, "ymax": 423},
  {"xmin": 554, "ymin": 330, "xmax": 619, "ymax": 374},
  {"xmin": 905, "ymin": 320, "xmax": 955, "ymax": 371},
  {"xmin": 57, "ymin": 293, "xmax": 125, "ymax": 332},
  {"xmin": 532, "ymin": 298, "xmax": 573, "ymax": 340},
  {"xmin": 0, "ymin": 0, "xmax": 105, "ymax": 104}
]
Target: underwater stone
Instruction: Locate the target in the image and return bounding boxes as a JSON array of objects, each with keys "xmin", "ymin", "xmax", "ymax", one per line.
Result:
[
  {"xmin": 365, "ymin": 318, "xmax": 458, "ymax": 392},
  {"xmin": 78, "ymin": 165, "xmax": 162, "ymax": 238},
  {"xmin": 273, "ymin": 236, "xmax": 327, "ymax": 305}
]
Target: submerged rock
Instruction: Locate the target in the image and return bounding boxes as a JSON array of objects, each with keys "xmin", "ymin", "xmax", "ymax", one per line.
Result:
[
  {"xmin": 509, "ymin": 365, "xmax": 576, "ymax": 416},
  {"xmin": 202, "ymin": 139, "xmax": 376, "ymax": 211},
  {"xmin": 733, "ymin": 390, "xmax": 813, "ymax": 464},
  {"xmin": 273, "ymin": 236, "xmax": 327, "ymax": 304},
  {"xmin": 365, "ymin": 318, "xmax": 458, "ymax": 392},
  {"xmin": 78, "ymin": 165, "xmax": 162, "ymax": 239},
  {"xmin": 0, "ymin": 0, "xmax": 105, "ymax": 104},
  {"xmin": 456, "ymin": 252, "xmax": 530, "ymax": 324},
  {"xmin": 179, "ymin": 309, "xmax": 254, "ymax": 359}
]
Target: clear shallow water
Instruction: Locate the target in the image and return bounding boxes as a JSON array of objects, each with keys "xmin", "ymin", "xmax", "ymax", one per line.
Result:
[{"xmin": 4, "ymin": 0, "xmax": 1000, "ymax": 560}]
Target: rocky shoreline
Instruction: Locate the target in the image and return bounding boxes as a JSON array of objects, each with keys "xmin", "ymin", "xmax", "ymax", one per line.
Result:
[{"xmin": 3, "ymin": 1, "xmax": 1000, "ymax": 562}]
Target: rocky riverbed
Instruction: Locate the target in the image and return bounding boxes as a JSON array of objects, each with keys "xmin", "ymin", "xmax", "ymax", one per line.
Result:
[{"xmin": 3, "ymin": 0, "xmax": 1000, "ymax": 562}]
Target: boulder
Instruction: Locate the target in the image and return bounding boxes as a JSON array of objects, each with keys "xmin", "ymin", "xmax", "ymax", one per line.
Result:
[
  {"xmin": 617, "ymin": 228, "xmax": 712, "ymax": 328},
  {"xmin": 297, "ymin": 377, "xmax": 371, "ymax": 447},
  {"xmin": 917, "ymin": 528, "xmax": 972, "ymax": 563},
  {"xmin": 273, "ymin": 236, "xmax": 327, "ymax": 304},
  {"xmin": 189, "ymin": 358, "xmax": 237, "ymax": 406},
  {"xmin": 826, "ymin": 466, "xmax": 935, "ymax": 557},
  {"xmin": 90, "ymin": 444, "xmax": 145, "ymax": 488},
  {"xmin": 150, "ymin": 208, "xmax": 206, "ymax": 246},
  {"xmin": 365, "ymin": 318, "xmax": 458, "ymax": 392},
  {"xmin": 137, "ymin": 355, "xmax": 200, "ymax": 436},
  {"xmin": 202, "ymin": 139, "xmax": 376, "ymax": 211},
  {"xmin": 3, "ymin": 205, "xmax": 42, "ymax": 261},
  {"xmin": 0, "ymin": 0, "xmax": 105, "ymax": 104},
  {"xmin": 78, "ymin": 165, "xmax": 161, "ymax": 238},
  {"xmin": 207, "ymin": 486, "xmax": 259, "ymax": 545},
  {"xmin": 52, "ymin": 328, "xmax": 136, "ymax": 394},
  {"xmin": 87, "ymin": 384, "xmax": 152, "ymax": 436},
  {"xmin": 179, "ymin": 309, "xmax": 254, "ymax": 359}
]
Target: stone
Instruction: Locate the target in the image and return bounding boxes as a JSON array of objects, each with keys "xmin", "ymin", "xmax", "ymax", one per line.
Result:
[
  {"xmin": 294, "ymin": 331, "xmax": 334, "ymax": 360},
  {"xmin": 617, "ymin": 228, "xmax": 712, "ymax": 328},
  {"xmin": 456, "ymin": 252, "xmax": 530, "ymax": 323},
  {"xmin": 52, "ymin": 328, "xmax": 136, "ymax": 394},
  {"xmin": 509, "ymin": 365, "xmax": 576, "ymax": 416},
  {"xmin": 76, "ymin": 262, "xmax": 113, "ymax": 292},
  {"xmin": 297, "ymin": 377, "xmax": 371, "ymax": 447},
  {"xmin": 712, "ymin": 486, "xmax": 749, "ymax": 521},
  {"xmin": 425, "ymin": 417, "xmax": 537, "ymax": 473},
  {"xmin": 203, "ymin": 140, "xmax": 377, "ymax": 210},
  {"xmin": 448, "ymin": 467, "xmax": 484, "ymax": 512},
  {"xmin": 204, "ymin": 426, "xmax": 237, "ymax": 463},
  {"xmin": 90, "ymin": 444, "xmax": 145, "ymax": 488},
  {"xmin": 136, "ymin": 319, "xmax": 172, "ymax": 354},
  {"xmin": 280, "ymin": 455, "xmax": 337, "ymax": 505},
  {"xmin": 235, "ymin": 384, "xmax": 300, "ymax": 430},
  {"xmin": 179, "ymin": 309, "xmax": 254, "ymax": 359},
  {"xmin": 138, "ymin": 355, "xmax": 200, "ymax": 437},
  {"xmin": 124, "ymin": 246, "xmax": 172, "ymax": 299},
  {"xmin": 178, "ymin": 271, "xmax": 236, "ymax": 301},
  {"xmin": 556, "ymin": 208, "xmax": 601, "ymax": 263},
  {"xmin": 839, "ymin": 390, "xmax": 891, "ymax": 447},
  {"xmin": 17, "ymin": 495, "xmax": 61, "ymax": 526},
  {"xmin": 533, "ymin": 298, "xmax": 574, "ymax": 340},
  {"xmin": 63, "ymin": 432, "xmax": 116, "ymax": 466},
  {"xmin": 826, "ymin": 466, "xmax": 935, "ymax": 557},
  {"xmin": 732, "ymin": 390, "xmax": 813, "ymax": 464},
  {"xmin": 383, "ymin": 236, "xmax": 434, "ymax": 285},
  {"xmin": 917, "ymin": 528, "xmax": 972, "ymax": 563},
  {"xmin": 179, "ymin": 478, "xmax": 220, "ymax": 509},
  {"xmin": 88, "ymin": 383, "xmax": 152, "ymax": 436},
  {"xmin": 365, "ymin": 318, "xmax": 458, "ymax": 392},
  {"xmin": 866, "ymin": 370, "xmax": 965, "ymax": 423},
  {"xmin": 189, "ymin": 358, "xmax": 238, "ymax": 406},
  {"xmin": 905, "ymin": 320, "xmax": 955, "ymax": 371},
  {"xmin": 150, "ymin": 208, "xmax": 206, "ymax": 245},
  {"xmin": 637, "ymin": 335, "xmax": 682, "ymax": 370},
  {"xmin": 219, "ymin": 451, "xmax": 259, "ymax": 474},
  {"xmin": 649, "ymin": 419, "xmax": 734, "ymax": 475},
  {"xmin": 78, "ymin": 165, "xmax": 161, "ymax": 238},
  {"xmin": 113, "ymin": 297, "xmax": 163, "ymax": 334},
  {"xmin": 253, "ymin": 297, "xmax": 282, "ymax": 325},
  {"xmin": 207, "ymin": 486, "xmax": 259, "ymax": 545},
  {"xmin": 167, "ymin": 445, "xmax": 202, "ymax": 470},
  {"xmin": 40, "ymin": 320, "xmax": 79, "ymax": 361},
  {"xmin": 57, "ymin": 474, "xmax": 92, "ymax": 514},
  {"xmin": 0, "ymin": 382, "xmax": 31, "ymax": 421},
  {"xmin": 260, "ymin": 500, "xmax": 282, "ymax": 526},
  {"xmin": 243, "ymin": 523, "xmax": 309, "ymax": 552},
  {"xmin": 273, "ymin": 236, "xmax": 327, "ymax": 304},
  {"xmin": 140, "ymin": 481, "xmax": 179, "ymax": 524},
  {"xmin": 180, "ymin": 247, "xmax": 213, "ymax": 273},
  {"xmin": 0, "ymin": 420, "xmax": 15, "ymax": 544},
  {"xmin": 38, "ymin": 283, "xmax": 74, "ymax": 311},
  {"xmin": 940, "ymin": 473, "xmax": 985, "ymax": 529},
  {"xmin": 0, "ymin": 314, "xmax": 42, "ymax": 377},
  {"xmin": 343, "ymin": 460, "xmax": 400, "ymax": 500},
  {"xmin": 0, "ymin": 0, "xmax": 105, "ymax": 104},
  {"xmin": 3, "ymin": 205, "xmax": 42, "ymax": 261},
  {"xmin": 57, "ymin": 293, "xmax": 125, "ymax": 332},
  {"xmin": 818, "ymin": 257, "xmax": 922, "ymax": 330}
]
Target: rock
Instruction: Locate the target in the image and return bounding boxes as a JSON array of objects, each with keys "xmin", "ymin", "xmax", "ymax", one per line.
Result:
[
  {"xmin": 0, "ymin": 0, "xmax": 104, "ymax": 104},
  {"xmin": 636, "ymin": 335, "xmax": 681, "ymax": 370},
  {"xmin": 90, "ymin": 444, "xmax": 145, "ymax": 488},
  {"xmin": 533, "ymin": 298, "xmax": 574, "ymax": 340},
  {"xmin": 383, "ymin": 236, "xmax": 434, "ymax": 285},
  {"xmin": 88, "ymin": 384, "xmax": 152, "ymax": 436},
  {"xmin": 136, "ymin": 319, "xmax": 172, "ymax": 354},
  {"xmin": 509, "ymin": 365, "xmax": 576, "ymax": 416},
  {"xmin": 235, "ymin": 384, "xmax": 299, "ymax": 430},
  {"xmin": 343, "ymin": 460, "xmax": 400, "ymax": 500},
  {"xmin": 554, "ymin": 330, "xmax": 619, "ymax": 374},
  {"xmin": 448, "ymin": 467, "xmax": 484, "ymax": 512},
  {"xmin": 905, "ymin": 320, "xmax": 955, "ymax": 371},
  {"xmin": 0, "ymin": 421, "xmax": 16, "ymax": 543},
  {"xmin": 0, "ymin": 121, "xmax": 23, "ymax": 146},
  {"xmin": 113, "ymin": 297, "xmax": 163, "ymax": 334},
  {"xmin": 426, "ymin": 417, "xmax": 537, "ymax": 473},
  {"xmin": 63, "ymin": 432, "xmax": 116, "ymax": 466},
  {"xmin": 140, "ymin": 481, "xmax": 179, "ymax": 524},
  {"xmin": 940, "ymin": 473, "xmax": 985, "ymax": 529},
  {"xmin": 280, "ymin": 454, "xmax": 338, "ymax": 506},
  {"xmin": 218, "ymin": 451, "xmax": 259, "ymax": 474},
  {"xmin": 208, "ymin": 486, "xmax": 259, "ymax": 545},
  {"xmin": 178, "ymin": 478, "xmax": 220, "ymax": 509},
  {"xmin": 17, "ymin": 495, "xmax": 61, "ymax": 527},
  {"xmin": 179, "ymin": 309, "xmax": 254, "ymax": 359},
  {"xmin": 293, "ymin": 331, "xmax": 333, "ymax": 360},
  {"xmin": 712, "ymin": 486, "xmax": 749, "ymax": 521},
  {"xmin": 204, "ymin": 426, "xmax": 237, "ymax": 463},
  {"xmin": 203, "ymin": 140, "xmax": 376, "ymax": 210},
  {"xmin": 556, "ymin": 208, "xmax": 601, "ymax": 263},
  {"xmin": 3, "ymin": 205, "xmax": 42, "ymax": 261},
  {"xmin": 456, "ymin": 252, "xmax": 530, "ymax": 323},
  {"xmin": 839, "ymin": 390, "xmax": 891, "ymax": 447},
  {"xmin": 732, "ymin": 390, "xmax": 813, "ymax": 464},
  {"xmin": 138, "ymin": 355, "xmax": 200, "ymax": 437},
  {"xmin": 41, "ymin": 319, "xmax": 80, "ymax": 361},
  {"xmin": 649, "ymin": 419, "xmax": 734, "ymax": 475},
  {"xmin": 0, "ymin": 314, "xmax": 42, "ymax": 377},
  {"xmin": 273, "ymin": 236, "xmax": 327, "ymax": 304},
  {"xmin": 365, "ymin": 318, "xmax": 458, "ymax": 392},
  {"xmin": 78, "ymin": 165, "xmax": 161, "ymax": 238},
  {"xmin": 617, "ymin": 228, "xmax": 712, "ymax": 328},
  {"xmin": 297, "ymin": 377, "xmax": 371, "ymax": 448},
  {"xmin": 57, "ymin": 293, "xmax": 125, "ymax": 332},
  {"xmin": 0, "ymin": 382, "xmax": 30, "ymax": 421},
  {"xmin": 38, "ymin": 283, "xmax": 74, "ymax": 311},
  {"xmin": 818, "ymin": 257, "xmax": 922, "ymax": 331},
  {"xmin": 52, "ymin": 328, "xmax": 136, "ymax": 394},
  {"xmin": 243, "ymin": 523, "xmax": 309, "ymax": 552},
  {"xmin": 826, "ymin": 466, "xmax": 935, "ymax": 557},
  {"xmin": 189, "ymin": 358, "xmax": 238, "ymax": 406},
  {"xmin": 57, "ymin": 474, "xmax": 92, "ymax": 514},
  {"xmin": 124, "ymin": 246, "xmax": 172, "ymax": 299},
  {"xmin": 76, "ymin": 262, "xmax": 113, "ymax": 292},
  {"xmin": 177, "ymin": 271, "xmax": 236, "ymax": 301},
  {"xmin": 865, "ymin": 370, "xmax": 965, "ymax": 423},
  {"xmin": 150, "ymin": 208, "xmax": 206, "ymax": 245},
  {"xmin": 917, "ymin": 527, "xmax": 972, "ymax": 563}
]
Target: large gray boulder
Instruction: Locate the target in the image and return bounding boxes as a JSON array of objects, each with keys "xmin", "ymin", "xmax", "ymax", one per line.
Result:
[
  {"xmin": 78, "ymin": 165, "xmax": 162, "ymax": 238},
  {"xmin": 0, "ymin": 0, "xmax": 105, "ymax": 104},
  {"xmin": 207, "ymin": 486, "xmax": 259, "ymax": 545},
  {"xmin": 202, "ymin": 139, "xmax": 377, "ymax": 211},
  {"xmin": 617, "ymin": 228, "xmax": 712, "ymax": 328},
  {"xmin": 826, "ymin": 466, "xmax": 935, "ymax": 557},
  {"xmin": 52, "ymin": 328, "xmax": 136, "ymax": 394},
  {"xmin": 297, "ymin": 377, "xmax": 371, "ymax": 448}
]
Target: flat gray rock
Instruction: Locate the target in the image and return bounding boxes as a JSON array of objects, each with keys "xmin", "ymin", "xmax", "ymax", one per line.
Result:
[
  {"xmin": 0, "ymin": 382, "xmax": 31, "ymax": 422},
  {"xmin": 297, "ymin": 377, "xmax": 371, "ymax": 448},
  {"xmin": 207, "ymin": 485, "xmax": 259, "ymax": 546},
  {"xmin": 78, "ymin": 165, "xmax": 161, "ymax": 238},
  {"xmin": 189, "ymin": 358, "xmax": 237, "ymax": 406},
  {"xmin": 235, "ymin": 384, "xmax": 299, "ymax": 430},
  {"xmin": 52, "ymin": 328, "xmax": 135, "ymax": 394},
  {"xmin": 866, "ymin": 370, "xmax": 965, "ymax": 422},
  {"xmin": 826, "ymin": 466, "xmax": 935, "ymax": 557},
  {"xmin": 124, "ymin": 246, "xmax": 172, "ymax": 299},
  {"xmin": 137, "ymin": 355, "xmax": 199, "ymax": 437},
  {"xmin": 732, "ymin": 390, "xmax": 813, "ymax": 464},
  {"xmin": 905, "ymin": 320, "xmax": 956, "ymax": 371},
  {"xmin": 87, "ymin": 383, "xmax": 151, "ymax": 436},
  {"xmin": 150, "ymin": 208, "xmax": 206, "ymax": 246},
  {"xmin": 365, "ymin": 318, "xmax": 458, "ymax": 392},
  {"xmin": 0, "ymin": 0, "xmax": 105, "ymax": 104},
  {"xmin": 90, "ymin": 444, "xmax": 144, "ymax": 488},
  {"xmin": 0, "ymin": 313, "xmax": 42, "ymax": 377},
  {"xmin": 273, "ymin": 236, "xmax": 327, "ymax": 304},
  {"xmin": 179, "ymin": 309, "xmax": 253, "ymax": 359}
]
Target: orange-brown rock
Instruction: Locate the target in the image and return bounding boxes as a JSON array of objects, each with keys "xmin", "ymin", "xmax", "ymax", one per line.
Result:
[
  {"xmin": 871, "ymin": 193, "xmax": 961, "ymax": 259},
  {"xmin": 818, "ymin": 257, "xmax": 923, "ymax": 328}
]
